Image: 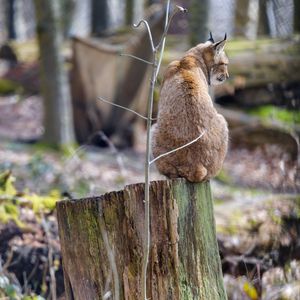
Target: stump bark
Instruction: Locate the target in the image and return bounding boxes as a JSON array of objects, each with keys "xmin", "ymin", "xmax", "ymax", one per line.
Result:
[{"xmin": 57, "ymin": 179, "xmax": 227, "ymax": 300}]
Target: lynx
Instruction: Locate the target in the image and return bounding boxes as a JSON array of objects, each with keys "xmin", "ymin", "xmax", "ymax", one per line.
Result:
[{"xmin": 151, "ymin": 33, "xmax": 229, "ymax": 182}]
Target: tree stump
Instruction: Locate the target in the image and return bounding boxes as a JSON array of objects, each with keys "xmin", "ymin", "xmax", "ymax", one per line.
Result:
[{"xmin": 56, "ymin": 179, "xmax": 227, "ymax": 299}]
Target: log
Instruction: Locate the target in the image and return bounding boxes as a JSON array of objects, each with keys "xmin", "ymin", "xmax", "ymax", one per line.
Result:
[
  {"xmin": 212, "ymin": 38, "xmax": 300, "ymax": 106},
  {"xmin": 56, "ymin": 179, "xmax": 227, "ymax": 300}
]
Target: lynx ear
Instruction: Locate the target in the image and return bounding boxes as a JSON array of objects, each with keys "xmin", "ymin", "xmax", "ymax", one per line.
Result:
[
  {"xmin": 207, "ymin": 31, "xmax": 214, "ymax": 43},
  {"xmin": 212, "ymin": 33, "xmax": 227, "ymax": 53}
]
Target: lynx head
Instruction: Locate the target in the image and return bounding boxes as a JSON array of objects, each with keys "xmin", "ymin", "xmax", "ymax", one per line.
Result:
[{"xmin": 204, "ymin": 32, "xmax": 229, "ymax": 85}]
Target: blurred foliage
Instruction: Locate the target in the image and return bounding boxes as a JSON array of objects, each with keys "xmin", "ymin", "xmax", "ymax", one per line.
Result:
[
  {"xmin": 248, "ymin": 105, "xmax": 300, "ymax": 125},
  {"xmin": 0, "ymin": 79, "xmax": 21, "ymax": 95},
  {"xmin": 0, "ymin": 170, "xmax": 59, "ymax": 226},
  {"xmin": 11, "ymin": 40, "xmax": 39, "ymax": 63},
  {"xmin": 0, "ymin": 273, "xmax": 46, "ymax": 300},
  {"xmin": 243, "ymin": 281, "xmax": 258, "ymax": 300},
  {"xmin": 215, "ymin": 169, "xmax": 234, "ymax": 185}
]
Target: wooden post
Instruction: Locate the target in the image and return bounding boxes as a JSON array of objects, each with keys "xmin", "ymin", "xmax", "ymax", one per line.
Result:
[{"xmin": 57, "ymin": 179, "xmax": 227, "ymax": 299}]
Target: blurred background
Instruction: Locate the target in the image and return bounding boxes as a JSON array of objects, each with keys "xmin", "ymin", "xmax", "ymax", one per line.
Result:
[{"xmin": 0, "ymin": 0, "xmax": 299, "ymax": 299}]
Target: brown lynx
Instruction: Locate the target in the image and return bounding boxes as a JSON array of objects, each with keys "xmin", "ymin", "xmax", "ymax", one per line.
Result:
[{"xmin": 151, "ymin": 33, "xmax": 229, "ymax": 182}]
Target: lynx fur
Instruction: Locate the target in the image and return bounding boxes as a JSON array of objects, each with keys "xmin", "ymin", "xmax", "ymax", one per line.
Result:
[{"xmin": 151, "ymin": 34, "xmax": 229, "ymax": 182}]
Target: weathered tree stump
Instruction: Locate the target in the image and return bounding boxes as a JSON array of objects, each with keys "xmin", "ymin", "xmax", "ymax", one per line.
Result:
[{"xmin": 57, "ymin": 179, "xmax": 227, "ymax": 300}]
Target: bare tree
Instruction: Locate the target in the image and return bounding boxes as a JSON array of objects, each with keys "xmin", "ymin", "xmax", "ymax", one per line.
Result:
[{"xmin": 34, "ymin": 0, "xmax": 75, "ymax": 147}]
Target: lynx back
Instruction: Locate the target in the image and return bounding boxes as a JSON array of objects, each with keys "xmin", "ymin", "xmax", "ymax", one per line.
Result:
[{"xmin": 151, "ymin": 33, "xmax": 229, "ymax": 182}]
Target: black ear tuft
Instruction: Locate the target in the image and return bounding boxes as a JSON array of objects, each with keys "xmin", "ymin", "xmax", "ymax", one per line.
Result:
[
  {"xmin": 213, "ymin": 38, "xmax": 226, "ymax": 52},
  {"xmin": 224, "ymin": 33, "xmax": 227, "ymax": 41},
  {"xmin": 208, "ymin": 31, "xmax": 214, "ymax": 43}
]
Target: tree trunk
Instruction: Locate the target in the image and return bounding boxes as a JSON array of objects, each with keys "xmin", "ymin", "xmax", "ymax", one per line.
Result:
[
  {"xmin": 7, "ymin": 0, "xmax": 16, "ymax": 39},
  {"xmin": 258, "ymin": 0, "xmax": 270, "ymax": 36},
  {"xmin": 126, "ymin": 0, "xmax": 134, "ymax": 25},
  {"xmin": 91, "ymin": 0, "xmax": 109, "ymax": 36},
  {"xmin": 234, "ymin": 0, "xmax": 249, "ymax": 37},
  {"xmin": 34, "ymin": 0, "xmax": 75, "ymax": 147},
  {"xmin": 189, "ymin": 0, "xmax": 209, "ymax": 45},
  {"xmin": 294, "ymin": 0, "xmax": 300, "ymax": 33},
  {"xmin": 57, "ymin": 179, "xmax": 227, "ymax": 299}
]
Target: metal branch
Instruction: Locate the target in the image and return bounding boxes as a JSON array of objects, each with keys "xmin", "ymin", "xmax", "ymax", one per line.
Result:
[
  {"xmin": 98, "ymin": 96, "xmax": 148, "ymax": 120},
  {"xmin": 120, "ymin": 53, "xmax": 153, "ymax": 65},
  {"xmin": 133, "ymin": 19, "xmax": 155, "ymax": 52},
  {"xmin": 150, "ymin": 130, "xmax": 206, "ymax": 165}
]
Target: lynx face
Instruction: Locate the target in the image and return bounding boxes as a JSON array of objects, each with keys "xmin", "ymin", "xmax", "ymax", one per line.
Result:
[{"xmin": 209, "ymin": 38, "xmax": 229, "ymax": 86}]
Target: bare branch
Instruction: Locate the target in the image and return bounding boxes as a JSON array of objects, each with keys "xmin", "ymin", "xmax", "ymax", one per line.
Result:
[
  {"xmin": 98, "ymin": 96, "xmax": 156, "ymax": 121},
  {"xmin": 155, "ymin": 4, "xmax": 187, "ymax": 78},
  {"xmin": 155, "ymin": 0, "xmax": 171, "ymax": 79},
  {"xmin": 156, "ymin": 5, "xmax": 188, "ymax": 51},
  {"xmin": 120, "ymin": 53, "xmax": 153, "ymax": 65},
  {"xmin": 150, "ymin": 130, "xmax": 206, "ymax": 165},
  {"xmin": 133, "ymin": 19, "xmax": 155, "ymax": 52},
  {"xmin": 98, "ymin": 96, "xmax": 148, "ymax": 120}
]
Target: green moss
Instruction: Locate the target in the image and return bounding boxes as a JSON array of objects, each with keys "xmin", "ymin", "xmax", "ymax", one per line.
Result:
[
  {"xmin": 103, "ymin": 205, "xmax": 118, "ymax": 226},
  {"xmin": 179, "ymin": 266, "xmax": 195, "ymax": 300},
  {"xmin": 0, "ymin": 79, "xmax": 21, "ymax": 95},
  {"xmin": 33, "ymin": 142, "xmax": 79, "ymax": 154},
  {"xmin": 248, "ymin": 105, "xmax": 300, "ymax": 125},
  {"xmin": 225, "ymin": 38, "xmax": 281, "ymax": 57}
]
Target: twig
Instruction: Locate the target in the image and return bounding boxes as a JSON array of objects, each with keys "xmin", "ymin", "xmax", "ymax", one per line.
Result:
[
  {"xmin": 155, "ymin": 5, "xmax": 187, "ymax": 78},
  {"xmin": 150, "ymin": 130, "xmax": 206, "ymax": 164},
  {"xmin": 133, "ymin": 20, "xmax": 155, "ymax": 52},
  {"xmin": 95, "ymin": 3, "xmax": 187, "ymax": 298},
  {"xmin": 156, "ymin": 5, "xmax": 188, "ymax": 51},
  {"xmin": 141, "ymin": 48, "xmax": 157, "ymax": 300},
  {"xmin": 139, "ymin": 2, "xmax": 187, "ymax": 299},
  {"xmin": 120, "ymin": 53, "xmax": 153, "ymax": 65},
  {"xmin": 98, "ymin": 96, "xmax": 148, "ymax": 120},
  {"xmin": 98, "ymin": 96, "xmax": 156, "ymax": 121},
  {"xmin": 155, "ymin": 0, "xmax": 170, "ymax": 79}
]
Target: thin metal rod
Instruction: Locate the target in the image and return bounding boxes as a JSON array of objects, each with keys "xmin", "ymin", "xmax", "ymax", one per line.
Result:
[
  {"xmin": 133, "ymin": 19, "xmax": 155, "ymax": 52},
  {"xmin": 120, "ymin": 53, "xmax": 153, "ymax": 65},
  {"xmin": 150, "ymin": 130, "xmax": 206, "ymax": 165},
  {"xmin": 98, "ymin": 96, "xmax": 148, "ymax": 120}
]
